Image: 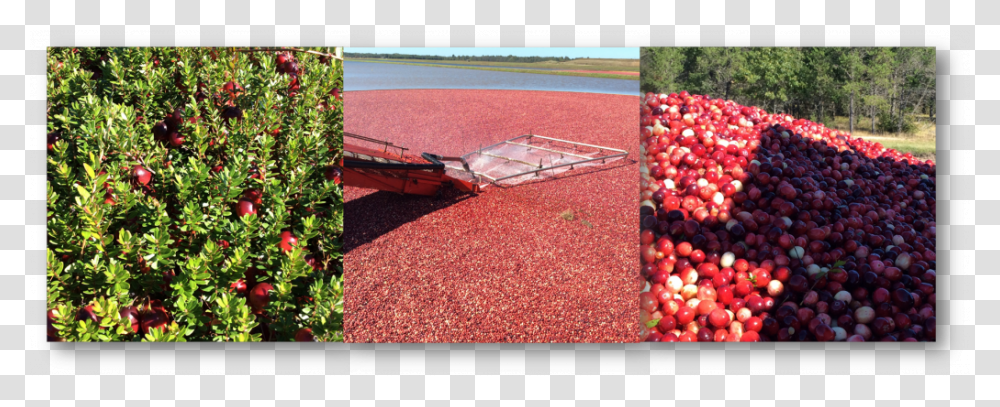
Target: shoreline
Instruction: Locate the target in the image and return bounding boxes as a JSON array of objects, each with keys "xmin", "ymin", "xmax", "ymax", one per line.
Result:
[
  {"xmin": 343, "ymin": 87, "xmax": 642, "ymax": 97},
  {"xmin": 347, "ymin": 59, "xmax": 640, "ymax": 81}
]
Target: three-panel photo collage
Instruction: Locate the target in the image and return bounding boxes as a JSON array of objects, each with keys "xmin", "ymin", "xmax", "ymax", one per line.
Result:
[{"xmin": 46, "ymin": 46, "xmax": 936, "ymax": 344}]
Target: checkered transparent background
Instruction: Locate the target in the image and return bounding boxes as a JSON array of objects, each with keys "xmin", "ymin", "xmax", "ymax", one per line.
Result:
[{"xmin": 2, "ymin": 0, "xmax": 997, "ymax": 404}]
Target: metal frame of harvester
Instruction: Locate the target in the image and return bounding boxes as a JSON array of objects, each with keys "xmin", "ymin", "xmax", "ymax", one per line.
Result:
[{"xmin": 342, "ymin": 132, "xmax": 628, "ymax": 197}]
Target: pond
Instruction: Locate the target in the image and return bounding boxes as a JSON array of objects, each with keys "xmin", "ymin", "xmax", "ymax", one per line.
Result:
[
  {"xmin": 345, "ymin": 61, "xmax": 640, "ymax": 96},
  {"xmin": 352, "ymin": 59, "xmax": 569, "ymax": 70}
]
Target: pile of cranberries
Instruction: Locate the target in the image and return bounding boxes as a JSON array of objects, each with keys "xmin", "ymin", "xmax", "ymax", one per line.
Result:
[{"xmin": 639, "ymin": 91, "xmax": 936, "ymax": 342}]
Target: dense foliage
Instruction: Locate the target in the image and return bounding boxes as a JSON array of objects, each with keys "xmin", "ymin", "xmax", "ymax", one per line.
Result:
[
  {"xmin": 640, "ymin": 48, "xmax": 935, "ymax": 134},
  {"xmin": 46, "ymin": 47, "xmax": 344, "ymax": 342}
]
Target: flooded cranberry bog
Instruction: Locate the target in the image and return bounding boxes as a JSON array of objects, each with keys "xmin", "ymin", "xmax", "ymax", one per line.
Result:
[{"xmin": 344, "ymin": 89, "xmax": 639, "ymax": 343}]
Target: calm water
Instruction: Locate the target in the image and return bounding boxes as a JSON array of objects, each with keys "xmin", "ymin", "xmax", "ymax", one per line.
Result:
[
  {"xmin": 356, "ymin": 59, "xmax": 567, "ymax": 70},
  {"xmin": 345, "ymin": 61, "xmax": 639, "ymax": 96}
]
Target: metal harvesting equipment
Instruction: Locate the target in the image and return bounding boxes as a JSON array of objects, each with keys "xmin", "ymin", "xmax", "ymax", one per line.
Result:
[{"xmin": 343, "ymin": 132, "xmax": 628, "ymax": 196}]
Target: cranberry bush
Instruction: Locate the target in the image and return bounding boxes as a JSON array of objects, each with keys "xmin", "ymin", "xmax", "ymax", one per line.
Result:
[{"xmin": 46, "ymin": 47, "xmax": 344, "ymax": 342}]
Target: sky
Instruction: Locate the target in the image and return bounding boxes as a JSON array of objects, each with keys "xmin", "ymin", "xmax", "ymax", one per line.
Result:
[{"xmin": 346, "ymin": 47, "xmax": 638, "ymax": 59}]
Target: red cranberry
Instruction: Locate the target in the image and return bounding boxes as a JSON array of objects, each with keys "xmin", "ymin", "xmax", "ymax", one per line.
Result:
[
  {"xmin": 278, "ymin": 231, "xmax": 298, "ymax": 252},
  {"xmin": 236, "ymin": 199, "xmax": 257, "ymax": 217},
  {"xmin": 294, "ymin": 328, "xmax": 316, "ymax": 342},
  {"xmin": 814, "ymin": 324, "xmax": 835, "ymax": 341},
  {"xmin": 892, "ymin": 288, "xmax": 915, "ymax": 311},
  {"xmin": 248, "ymin": 283, "xmax": 275, "ymax": 314},
  {"xmin": 119, "ymin": 306, "xmax": 140, "ymax": 333},
  {"xmin": 132, "ymin": 165, "xmax": 152, "ymax": 185}
]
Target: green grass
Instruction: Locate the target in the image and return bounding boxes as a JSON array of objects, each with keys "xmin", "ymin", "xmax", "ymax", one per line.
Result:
[
  {"xmin": 351, "ymin": 57, "xmax": 639, "ymax": 71},
  {"xmin": 346, "ymin": 58, "xmax": 640, "ymax": 80},
  {"xmin": 824, "ymin": 114, "xmax": 935, "ymax": 139},
  {"xmin": 876, "ymin": 138, "xmax": 937, "ymax": 161},
  {"xmin": 815, "ymin": 114, "xmax": 937, "ymax": 162}
]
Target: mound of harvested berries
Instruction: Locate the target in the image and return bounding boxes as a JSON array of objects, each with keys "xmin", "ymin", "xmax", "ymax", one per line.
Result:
[{"xmin": 640, "ymin": 91, "xmax": 936, "ymax": 342}]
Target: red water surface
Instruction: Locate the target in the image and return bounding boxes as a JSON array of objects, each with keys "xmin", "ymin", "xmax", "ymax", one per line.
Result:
[{"xmin": 344, "ymin": 89, "xmax": 640, "ymax": 343}]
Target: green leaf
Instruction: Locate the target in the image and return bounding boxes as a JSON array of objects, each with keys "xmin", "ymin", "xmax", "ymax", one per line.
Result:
[
  {"xmin": 83, "ymin": 163, "xmax": 96, "ymax": 180},
  {"xmin": 646, "ymin": 319, "xmax": 660, "ymax": 329},
  {"xmin": 75, "ymin": 184, "xmax": 91, "ymax": 200}
]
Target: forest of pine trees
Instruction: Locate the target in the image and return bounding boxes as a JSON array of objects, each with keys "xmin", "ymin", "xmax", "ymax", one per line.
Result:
[{"xmin": 640, "ymin": 47, "xmax": 936, "ymax": 134}]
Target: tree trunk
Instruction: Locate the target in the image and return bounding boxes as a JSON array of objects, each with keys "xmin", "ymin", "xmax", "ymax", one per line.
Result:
[
  {"xmin": 889, "ymin": 95, "xmax": 896, "ymax": 121},
  {"xmin": 898, "ymin": 87, "xmax": 905, "ymax": 134},
  {"xmin": 871, "ymin": 106, "xmax": 876, "ymax": 133},
  {"xmin": 889, "ymin": 97, "xmax": 899, "ymax": 122},
  {"xmin": 889, "ymin": 75, "xmax": 897, "ymax": 122},
  {"xmin": 912, "ymin": 78, "xmax": 931, "ymax": 123},
  {"xmin": 849, "ymin": 90, "xmax": 855, "ymax": 133}
]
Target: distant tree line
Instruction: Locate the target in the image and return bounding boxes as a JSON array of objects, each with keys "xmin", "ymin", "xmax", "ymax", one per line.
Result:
[
  {"xmin": 640, "ymin": 47, "xmax": 936, "ymax": 134},
  {"xmin": 346, "ymin": 52, "xmax": 573, "ymax": 63}
]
